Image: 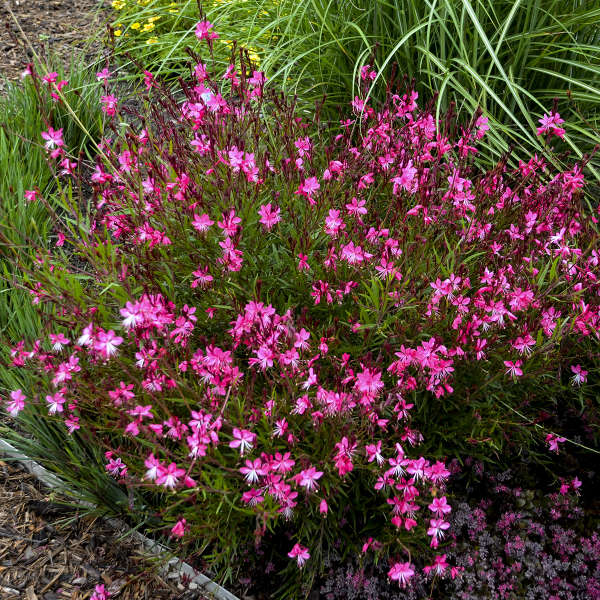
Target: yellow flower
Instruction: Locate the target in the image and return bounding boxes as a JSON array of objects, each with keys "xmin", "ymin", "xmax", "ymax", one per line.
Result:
[
  {"xmin": 146, "ymin": 37, "xmax": 158, "ymax": 44},
  {"xmin": 131, "ymin": 22, "xmax": 141, "ymax": 30},
  {"xmin": 142, "ymin": 22, "xmax": 155, "ymax": 32},
  {"xmin": 111, "ymin": 0, "xmax": 125, "ymax": 9},
  {"xmin": 148, "ymin": 15, "xmax": 161, "ymax": 23},
  {"xmin": 114, "ymin": 29, "xmax": 122, "ymax": 37}
]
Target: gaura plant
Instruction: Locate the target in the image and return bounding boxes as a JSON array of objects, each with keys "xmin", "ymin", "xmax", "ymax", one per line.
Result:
[{"xmin": 2, "ymin": 22, "xmax": 599, "ymax": 598}]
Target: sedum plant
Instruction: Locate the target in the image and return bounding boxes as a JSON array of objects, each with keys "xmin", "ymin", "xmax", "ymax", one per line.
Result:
[
  {"xmin": 319, "ymin": 465, "xmax": 600, "ymax": 600},
  {"xmin": 2, "ymin": 24, "xmax": 599, "ymax": 598}
]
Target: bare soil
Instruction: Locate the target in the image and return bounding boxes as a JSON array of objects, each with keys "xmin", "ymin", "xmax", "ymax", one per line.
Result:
[{"xmin": 0, "ymin": 0, "xmax": 108, "ymax": 91}]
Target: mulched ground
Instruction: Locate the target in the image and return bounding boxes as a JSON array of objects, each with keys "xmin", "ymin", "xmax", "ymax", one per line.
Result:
[
  {"xmin": 0, "ymin": 458, "xmax": 214, "ymax": 599},
  {"xmin": 0, "ymin": 0, "xmax": 108, "ymax": 92},
  {"xmin": 0, "ymin": 460, "xmax": 216, "ymax": 600}
]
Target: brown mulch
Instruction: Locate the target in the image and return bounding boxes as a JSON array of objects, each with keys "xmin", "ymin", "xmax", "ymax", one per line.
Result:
[
  {"xmin": 0, "ymin": 0, "xmax": 108, "ymax": 92},
  {"xmin": 0, "ymin": 458, "xmax": 211, "ymax": 599}
]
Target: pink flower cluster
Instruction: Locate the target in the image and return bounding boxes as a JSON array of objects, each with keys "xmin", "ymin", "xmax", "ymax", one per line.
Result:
[{"xmin": 4, "ymin": 25, "xmax": 597, "ymax": 589}]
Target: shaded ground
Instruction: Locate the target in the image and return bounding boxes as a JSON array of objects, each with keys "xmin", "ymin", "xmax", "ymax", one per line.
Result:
[
  {"xmin": 0, "ymin": 459, "xmax": 213, "ymax": 599},
  {"xmin": 0, "ymin": 0, "xmax": 107, "ymax": 91}
]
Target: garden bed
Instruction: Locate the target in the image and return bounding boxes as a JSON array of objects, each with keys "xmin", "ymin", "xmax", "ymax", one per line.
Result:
[{"xmin": 1, "ymin": 1, "xmax": 599, "ymax": 599}]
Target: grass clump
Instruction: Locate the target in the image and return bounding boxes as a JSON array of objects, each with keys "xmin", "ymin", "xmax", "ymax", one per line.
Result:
[
  {"xmin": 108, "ymin": 0, "xmax": 600, "ymax": 183},
  {"xmin": 0, "ymin": 57, "xmax": 119, "ymax": 515}
]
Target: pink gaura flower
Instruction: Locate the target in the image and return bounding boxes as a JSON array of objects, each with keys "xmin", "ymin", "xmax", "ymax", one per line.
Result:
[
  {"xmin": 101, "ymin": 94, "xmax": 118, "ymax": 116},
  {"xmin": 170, "ymin": 518, "xmax": 188, "ymax": 538},
  {"xmin": 345, "ymin": 196, "xmax": 367, "ymax": 217},
  {"xmin": 354, "ymin": 367, "xmax": 383, "ymax": 397},
  {"xmin": 192, "ymin": 213, "xmax": 214, "ymax": 234},
  {"xmin": 294, "ymin": 136, "xmax": 311, "ymax": 157},
  {"xmin": 21, "ymin": 64, "xmax": 33, "ymax": 79},
  {"xmin": 250, "ymin": 345, "xmax": 275, "ymax": 370},
  {"xmin": 105, "ymin": 456, "xmax": 127, "ymax": 477},
  {"xmin": 65, "ymin": 414, "xmax": 80, "ymax": 434},
  {"xmin": 546, "ymin": 433, "xmax": 566, "ymax": 453},
  {"xmin": 392, "ymin": 160, "xmax": 417, "ymax": 194},
  {"xmin": 475, "ymin": 115, "xmax": 489, "ymax": 139},
  {"xmin": 294, "ymin": 328, "xmax": 310, "ymax": 350},
  {"xmin": 319, "ymin": 498, "xmax": 328, "ymax": 515},
  {"xmin": 143, "ymin": 70, "xmax": 154, "ymax": 91},
  {"xmin": 143, "ymin": 453, "xmax": 162, "ymax": 481},
  {"xmin": 365, "ymin": 441, "xmax": 384, "ymax": 465},
  {"xmin": 120, "ymin": 301, "xmax": 143, "ymax": 330},
  {"xmin": 42, "ymin": 71, "xmax": 58, "ymax": 85},
  {"xmin": 96, "ymin": 67, "xmax": 111, "ymax": 82},
  {"xmin": 302, "ymin": 367, "xmax": 318, "ymax": 389},
  {"xmin": 49, "ymin": 333, "xmax": 70, "ymax": 351},
  {"xmin": 6, "ymin": 389, "xmax": 26, "ymax": 416},
  {"xmin": 272, "ymin": 451, "xmax": 295, "ymax": 473},
  {"xmin": 297, "ymin": 253, "xmax": 310, "ymax": 271},
  {"xmin": 288, "ymin": 543, "xmax": 310, "ymax": 567},
  {"xmin": 46, "ymin": 391, "xmax": 66, "ymax": 415},
  {"xmin": 427, "ymin": 518, "xmax": 450, "ymax": 547},
  {"xmin": 342, "ymin": 241, "xmax": 372, "ymax": 265},
  {"xmin": 388, "ymin": 561, "xmax": 414, "ymax": 587},
  {"xmin": 77, "ymin": 322, "xmax": 95, "ymax": 347},
  {"xmin": 324, "ymin": 209, "xmax": 346, "ymax": 237},
  {"xmin": 60, "ymin": 158, "xmax": 77, "ymax": 176},
  {"xmin": 239, "ymin": 458, "xmax": 267, "ymax": 483},
  {"xmin": 195, "ymin": 21, "xmax": 218, "ymax": 41},
  {"xmin": 94, "ymin": 330, "xmax": 123, "ymax": 359},
  {"xmin": 229, "ymin": 428, "xmax": 256, "ymax": 456},
  {"xmin": 156, "ymin": 462, "xmax": 186, "ymax": 488},
  {"xmin": 258, "ymin": 203, "xmax": 281, "ymax": 230},
  {"xmin": 424, "ymin": 554, "xmax": 449, "ymax": 576},
  {"xmin": 42, "ymin": 74, "xmax": 65, "ymax": 96},
  {"xmin": 570, "ymin": 364, "xmax": 588, "ymax": 386},
  {"xmin": 90, "ymin": 584, "xmax": 110, "ymax": 600},
  {"xmin": 428, "ymin": 496, "xmax": 452, "ymax": 517},
  {"xmin": 536, "ymin": 111, "xmax": 565, "ymax": 140},
  {"xmin": 191, "ymin": 266, "xmax": 213, "ymax": 289},
  {"xmin": 242, "ymin": 488, "xmax": 264, "ymax": 505},
  {"xmin": 504, "ymin": 359, "xmax": 523, "ymax": 378},
  {"xmin": 217, "ymin": 209, "xmax": 241, "ymax": 237},
  {"xmin": 295, "ymin": 176, "xmax": 320, "ymax": 203},
  {"xmin": 298, "ymin": 466, "xmax": 323, "ymax": 492},
  {"xmin": 127, "ymin": 404, "xmax": 153, "ymax": 419},
  {"xmin": 41, "ymin": 127, "xmax": 64, "ymax": 150}
]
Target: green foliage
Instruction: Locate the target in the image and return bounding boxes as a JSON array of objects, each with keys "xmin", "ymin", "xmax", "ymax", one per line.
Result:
[
  {"xmin": 0, "ymin": 54, "xmax": 104, "ymax": 249},
  {"xmin": 1, "ymin": 19, "xmax": 599, "ymax": 596},
  {"xmin": 0, "ymin": 56, "xmax": 110, "ymax": 520}
]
